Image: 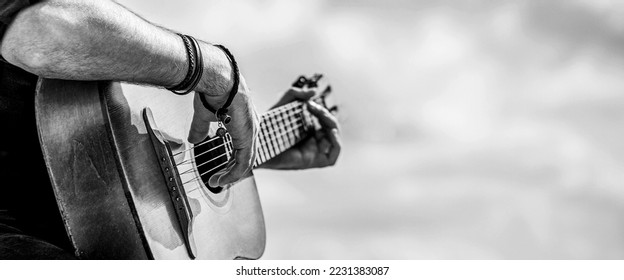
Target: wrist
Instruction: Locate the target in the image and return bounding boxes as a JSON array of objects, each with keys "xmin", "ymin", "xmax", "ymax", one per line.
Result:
[
  {"xmin": 163, "ymin": 33, "xmax": 190, "ymax": 89},
  {"xmin": 195, "ymin": 42, "xmax": 234, "ymax": 97}
]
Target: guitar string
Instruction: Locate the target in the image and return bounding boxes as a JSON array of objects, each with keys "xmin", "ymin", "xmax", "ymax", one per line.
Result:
[
  {"xmin": 258, "ymin": 112, "xmax": 302, "ymax": 155},
  {"xmin": 182, "ymin": 103, "xmax": 319, "ymax": 193},
  {"xmin": 171, "ymin": 133, "xmax": 221, "ymax": 157},
  {"xmin": 174, "ymin": 106, "xmax": 300, "ymax": 166},
  {"xmin": 170, "ymin": 103, "xmax": 304, "ymax": 157},
  {"xmin": 177, "ymin": 120, "xmax": 307, "ymax": 189},
  {"xmin": 175, "ymin": 142, "xmax": 227, "ymax": 167},
  {"xmin": 259, "ymin": 120, "xmax": 304, "ymax": 155},
  {"xmin": 173, "ymin": 103, "xmax": 301, "ymax": 157},
  {"xmin": 176, "ymin": 118, "xmax": 306, "ymax": 181},
  {"xmin": 184, "ymin": 124, "xmax": 314, "ymax": 193},
  {"xmin": 262, "ymin": 105, "xmax": 308, "ymax": 149},
  {"xmin": 173, "ymin": 102, "xmax": 311, "ymax": 191},
  {"xmin": 175, "ymin": 115, "xmax": 305, "ymax": 178},
  {"xmin": 176, "ymin": 108, "xmax": 304, "ymax": 167},
  {"xmin": 178, "ymin": 151, "xmax": 227, "ymax": 175},
  {"xmin": 179, "ymin": 99, "xmax": 329, "ymax": 193},
  {"xmin": 177, "ymin": 111, "xmax": 303, "ymax": 168},
  {"xmin": 181, "ymin": 161, "xmax": 229, "ymax": 185}
]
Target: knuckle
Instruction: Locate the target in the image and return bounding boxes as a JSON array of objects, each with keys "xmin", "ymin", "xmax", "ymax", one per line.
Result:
[{"xmin": 304, "ymin": 157, "xmax": 315, "ymax": 168}]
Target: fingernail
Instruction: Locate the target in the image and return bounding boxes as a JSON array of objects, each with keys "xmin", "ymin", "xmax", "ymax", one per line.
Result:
[
  {"xmin": 208, "ymin": 174, "xmax": 220, "ymax": 187},
  {"xmin": 307, "ymin": 101, "xmax": 320, "ymax": 109}
]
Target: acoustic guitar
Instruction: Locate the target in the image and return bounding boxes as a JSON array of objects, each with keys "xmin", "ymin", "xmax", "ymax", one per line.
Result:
[{"xmin": 34, "ymin": 76, "xmax": 332, "ymax": 259}]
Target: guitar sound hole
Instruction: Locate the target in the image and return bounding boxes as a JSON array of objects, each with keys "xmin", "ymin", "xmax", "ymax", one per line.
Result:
[
  {"xmin": 207, "ymin": 185, "xmax": 223, "ymax": 194},
  {"xmin": 193, "ymin": 135, "xmax": 229, "ymax": 194}
]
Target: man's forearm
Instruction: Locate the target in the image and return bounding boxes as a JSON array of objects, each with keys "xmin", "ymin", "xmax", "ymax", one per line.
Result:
[{"xmin": 0, "ymin": 0, "xmax": 232, "ymax": 95}]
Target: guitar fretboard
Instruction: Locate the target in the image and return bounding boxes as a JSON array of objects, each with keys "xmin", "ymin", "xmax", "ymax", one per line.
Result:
[{"xmin": 254, "ymin": 101, "xmax": 314, "ymax": 167}]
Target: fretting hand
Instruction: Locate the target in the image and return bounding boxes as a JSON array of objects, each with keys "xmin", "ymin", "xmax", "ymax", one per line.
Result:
[{"xmin": 259, "ymin": 87, "xmax": 341, "ymax": 170}]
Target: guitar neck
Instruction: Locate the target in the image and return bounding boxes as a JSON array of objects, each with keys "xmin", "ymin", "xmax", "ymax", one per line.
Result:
[{"xmin": 253, "ymin": 101, "xmax": 316, "ymax": 167}]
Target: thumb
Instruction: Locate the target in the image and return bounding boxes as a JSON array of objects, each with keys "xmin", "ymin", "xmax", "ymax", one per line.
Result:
[
  {"xmin": 188, "ymin": 93, "xmax": 216, "ymax": 143},
  {"xmin": 291, "ymin": 88, "xmax": 316, "ymax": 101},
  {"xmin": 272, "ymin": 88, "xmax": 316, "ymax": 108}
]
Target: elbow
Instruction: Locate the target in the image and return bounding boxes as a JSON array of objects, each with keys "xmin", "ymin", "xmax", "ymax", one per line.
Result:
[
  {"xmin": 1, "ymin": 1, "xmax": 80, "ymax": 77},
  {"xmin": 1, "ymin": 41, "xmax": 49, "ymax": 77}
]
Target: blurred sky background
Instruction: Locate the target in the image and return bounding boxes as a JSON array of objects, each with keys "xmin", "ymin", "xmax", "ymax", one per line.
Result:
[{"xmin": 118, "ymin": 0, "xmax": 624, "ymax": 259}]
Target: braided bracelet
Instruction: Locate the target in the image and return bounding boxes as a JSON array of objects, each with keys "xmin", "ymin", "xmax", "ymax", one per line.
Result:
[
  {"xmin": 168, "ymin": 33, "xmax": 239, "ymax": 124},
  {"xmin": 167, "ymin": 34, "xmax": 203, "ymax": 95}
]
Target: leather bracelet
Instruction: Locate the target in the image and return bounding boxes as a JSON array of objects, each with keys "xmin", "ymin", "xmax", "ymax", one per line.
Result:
[
  {"xmin": 167, "ymin": 34, "xmax": 202, "ymax": 95},
  {"xmin": 198, "ymin": 44, "xmax": 240, "ymax": 124},
  {"xmin": 185, "ymin": 36, "xmax": 204, "ymax": 95}
]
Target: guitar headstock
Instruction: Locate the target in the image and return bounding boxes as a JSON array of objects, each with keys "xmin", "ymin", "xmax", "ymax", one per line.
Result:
[
  {"xmin": 292, "ymin": 73, "xmax": 339, "ymax": 114},
  {"xmin": 291, "ymin": 73, "xmax": 340, "ymax": 132}
]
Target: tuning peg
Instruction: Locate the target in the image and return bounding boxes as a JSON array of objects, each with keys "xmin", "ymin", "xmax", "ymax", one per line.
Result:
[
  {"xmin": 320, "ymin": 85, "xmax": 332, "ymax": 97},
  {"xmin": 292, "ymin": 75, "xmax": 307, "ymax": 88},
  {"xmin": 306, "ymin": 73, "xmax": 324, "ymax": 88}
]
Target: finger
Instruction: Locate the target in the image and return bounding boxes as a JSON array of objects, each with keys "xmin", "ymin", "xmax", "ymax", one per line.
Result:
[
  {"xmin": 208, "ymin": 146, "xmax": 254, "ymax": 187},
  {"xmin": 223, "ymin": 93, "xmax": 259, "ymax": 150},
  {"xmin": 188, "ymin": 93, "xmax": 216, "ymax": 143},
  {"xmin": 273, "ymin": 88, "xmax": 316, "ymax": 108},
  {"xmin": 206, "ymin": 160, "xmax": 235, "ymax": 188},
  {"xmin": 317, "ymin": 136, "xmax": 332, "ymax": 155},
  {"xmin": 307, "ymin": 101, "xmax": 339, "ymax": 130},
  {"xmin": 301, "ymin": 137, "xmax": 319, "ymax": 168},
  {"xmin": 292, "ymin": 87, "xmax": 316, "ymax": 100},
  {"xmin": 326, "ymin": 128, "xmax": 341, "ymax": 166}
]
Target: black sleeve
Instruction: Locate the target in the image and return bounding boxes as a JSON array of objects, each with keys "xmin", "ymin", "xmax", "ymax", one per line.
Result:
[
  {"xmin": 0, "ymin": 0, "xmax": 39, "ymax": 61},
  {"xmin": 0, "ymin": 0, "xmax": 36, "ymax": 25}
]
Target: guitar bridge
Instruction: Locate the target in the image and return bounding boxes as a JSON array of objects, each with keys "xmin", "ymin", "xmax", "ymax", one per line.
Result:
[{"xmin": 143, "ymin": 108, "xmax": 197, "ymax": 259}]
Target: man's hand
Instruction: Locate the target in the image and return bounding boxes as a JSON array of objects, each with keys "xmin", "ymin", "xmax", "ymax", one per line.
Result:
[
  {"xmin": 260, "ymin": 87, "xmax": 341, "ymax": 170},
  {"xmin": 188, "ymin": 75, "xmax": 260, "ymax": 187}
]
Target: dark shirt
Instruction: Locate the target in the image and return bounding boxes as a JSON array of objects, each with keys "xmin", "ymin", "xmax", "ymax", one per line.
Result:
[
  {"xmin": 1, "ymin": 0, "xmax": 38, "ymax": 114},
  {"xmin": 0, "ymin": 0, "xmax": 71, "ymax": 251}
]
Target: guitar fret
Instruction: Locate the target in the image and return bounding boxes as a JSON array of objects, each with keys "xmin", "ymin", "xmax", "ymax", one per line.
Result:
[
  {"xmin": 266, "ymin": 117, "xmax": 278, "ymax": 158},
  {"xmin": 282, "ymin": 109, "xmax": 293, "ymax": 148},
  {"xmin": 285, "ymin": 107, "xmax": 298, "ymax": 143},
  {"xmin": 257, "ymin": 137, "xmax": 266, "ymax": 165},
  {"xmin": 276, "ymin": 112, "xmax": 287, "ymax": 151},
  {"xmin": 260, "ymin": 121, "xmax": 272, "ymax": 159},
  {"xmin": 280, "ymin": 106, "xmax": 295, "ymax": 144},
  {"xmin": 274, "ymin": 113, "xmax": 284, "ymax": 153},
  {"xmin": 254, "ymin": 152, "xmax": 263, "ymax": 167},
  {"xmin": 258, "ymin": 126, "xmax": 268, "ymax": 162},
  {"xmin": 269, "ymin": 114, "xmax": 282, "ymax": 154},
  {"xmin": 287, "ymin": 109, "xmax": 297, "ymax": 146},
  {"xmin": 261, "ymin": 125, "xmax": 272, "ymax": 162}
]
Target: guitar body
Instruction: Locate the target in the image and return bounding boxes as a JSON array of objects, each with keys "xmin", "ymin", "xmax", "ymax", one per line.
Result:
[{"xmin": 35, "ymin": 79, "xmax": 265, "ymax": 259}]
